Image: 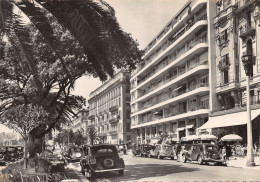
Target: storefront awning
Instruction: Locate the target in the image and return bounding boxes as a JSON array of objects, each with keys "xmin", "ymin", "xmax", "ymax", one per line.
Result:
[{"xmin": 199, "ymin": 109, "xmax": 260, "ymax": 129}]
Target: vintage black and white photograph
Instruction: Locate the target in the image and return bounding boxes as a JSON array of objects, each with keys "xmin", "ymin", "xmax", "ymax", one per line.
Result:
[{"xmin": 1, "ymin": 0, "xmax": 260, "ymax": 181}]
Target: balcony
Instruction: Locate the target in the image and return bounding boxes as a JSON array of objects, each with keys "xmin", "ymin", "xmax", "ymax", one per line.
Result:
[
  {"xmin": 239, "ymin": 23, "xmax": 255, "ymax": 38},
  {"xmin": 133, "ymin": 20, "xmax": 208, "ymax": 81},
  {"xmin": 236, "ymin": 0, "xmax": 256, "ymax": 13},
  {"xmin": 109, "ymin": 105, "xmax": 118, "ymax": 112},
  {"xmin": 137, "ymin": 83, "xmax": 209, "ymax": 113},
  {"xmin": 109, "ymin": 131, "xmax": 118, "ymax": 135},
  {"xmin": 211, "ymin": 95, "xmax": 260, "ymax": 116},
  {"xmin": 214, "ymin": 5, "xmax": 237, "ymax": 24},
  {"xmin": 109, "ymin": 118, "xmax": 119, "ymax": 124},
  {"xmin": 132, "ymin": 108, "xmax": 209, "ymax": 129},
  {"xmin": 136, "ymin": 33, "xmax": 208, "ymax": 87}
]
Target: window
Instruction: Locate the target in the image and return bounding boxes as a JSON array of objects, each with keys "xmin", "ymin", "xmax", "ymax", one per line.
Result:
[
  {"xmin": 220, "ymin": 29, "xmax": 228, "ymax": 43},
  {"xmin": 223, "ymin": 69, "xmax": 229, "ymax": 84}
]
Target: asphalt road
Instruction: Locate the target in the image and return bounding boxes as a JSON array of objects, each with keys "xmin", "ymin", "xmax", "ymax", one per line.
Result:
[{"xmin": 66, "ymin": 153, "xmax": 260, "ymax": 182}]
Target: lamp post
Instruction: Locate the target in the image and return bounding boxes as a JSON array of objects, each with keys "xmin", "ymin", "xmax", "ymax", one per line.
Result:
[{"xmin": 241, "ymin": 54, "xmax": 255, "ymax": 166}]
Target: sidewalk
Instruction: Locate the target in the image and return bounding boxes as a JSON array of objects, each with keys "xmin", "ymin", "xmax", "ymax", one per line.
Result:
[{"xmin": 226, "ymin": 156, "xmax": 260, "ymax": 170}]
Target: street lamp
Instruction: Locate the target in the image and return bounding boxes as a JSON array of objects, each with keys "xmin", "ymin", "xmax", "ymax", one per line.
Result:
[{"xmin": 241, "ymin": 54, "xmax": 255, "ymax": 166}]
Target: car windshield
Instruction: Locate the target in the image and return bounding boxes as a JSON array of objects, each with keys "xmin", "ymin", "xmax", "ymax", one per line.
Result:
[
  {"xmin": 162, "ymin": 145, "xmax": 171, "ymax": 150},
  {"xmin": 143, "ymin": 145, "xmax": 152, "ymax": 149},
  {"xmin": 91, "ymin": 146, "xmax": 117, "ymax": 155},
  {"xmin": 17, "ymin": 147, "xmax": 23, "ymax": 150},
  {"xmin": 7, "ymin": 147, "xmax": 16, "ymax": 152},
  {"xmin": 206, "ymin": 146, "xmax": 218, "ymax": 151},
  {"xmin": 74, "ymin": 148, "xmax": 81, "ymax": 153}
]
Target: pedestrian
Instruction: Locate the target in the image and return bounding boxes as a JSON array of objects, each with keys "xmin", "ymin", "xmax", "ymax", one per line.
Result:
[
  {"xmin": 254, "ymin": 143, "xmax": 258, "ymax": 156},
  {"xmin": 176, "ymin": 142, "xmax": 182, "ymax": 162},
  {"xmin": 226, "ymin": 144, "xmax": 232, "ymax": 160},
  {"xmin": 123, "ymin": 145, "xmax": 127, "ymax": 155}
]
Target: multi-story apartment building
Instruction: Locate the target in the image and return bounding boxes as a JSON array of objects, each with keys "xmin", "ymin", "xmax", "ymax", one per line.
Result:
[
  {"xmin": 71, "ymin": 109, "xmax": 89, "ymax": 135},
  {"xmin": 200, "ymin": 0, "xmax": 260, "ymax": 144},
  {"xmin": 131, "ymin": 0, "xmax": 216, "ymax": 144},
  {"xmin": 88, "ymin": 71, "xmax": 133, "ymax": 144}
]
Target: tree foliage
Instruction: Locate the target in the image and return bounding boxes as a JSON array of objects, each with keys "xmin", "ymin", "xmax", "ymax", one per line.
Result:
[
  {"xmin": 0, "ymin": 0, "xmax": 142, "ymax": 143},
  {"xmin": 88, "ymin": 126, "xmax": 99, "ymax": 145}
]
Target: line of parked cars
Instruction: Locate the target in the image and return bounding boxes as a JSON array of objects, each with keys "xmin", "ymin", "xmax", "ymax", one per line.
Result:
[
  {"xmin": 0, "ymin": 145, "xmax": 24, "ymax": 165},
  {"xmin": 132, "ymin": 142, "xmax": 226, "ymax": 166}
]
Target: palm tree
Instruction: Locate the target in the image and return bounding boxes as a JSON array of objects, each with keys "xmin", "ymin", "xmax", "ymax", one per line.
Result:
[
  {"xmin": 0, "ymin": 0, "xmax": 142, "ymax": 81},
  {"xmin": 88, "ymin": 126, "xmax": 99, "ymax": 145}
]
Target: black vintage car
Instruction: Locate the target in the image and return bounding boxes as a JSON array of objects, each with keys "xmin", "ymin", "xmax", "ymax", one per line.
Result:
[
  {"xmin": 6, "ymin": 146, "xmax": 19, "ymax": 162},
  {"xmin": 80, "ymin": 144, "xmax": 125, "ymax": 179},
  {"xmin": 16, "ymin": 146, "xmax": 24, "ymax": 159},
  {"xmin": 0, "ymin": 147, "xmax": 8, "ymax": 164},
  {"xmin": 181, "ymin": 143, "xmax": 226, "ymax": 165},
  {"xmin": 132, "ymin": 144, "xmax": 153, "ymax": 157}
]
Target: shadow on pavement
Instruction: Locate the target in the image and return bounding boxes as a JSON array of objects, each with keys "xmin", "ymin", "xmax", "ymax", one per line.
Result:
[{"xmin": 88, "ymin": 163, "xmax": 200, "ymax": 182}]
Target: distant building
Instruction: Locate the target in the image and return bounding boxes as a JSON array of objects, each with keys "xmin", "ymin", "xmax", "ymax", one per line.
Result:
[
  {"xmin": 71, "ymin": 109, "xmax": 89, "ymax": 136},
  {"xmin": 88, "ymin": 70, "xmax": 132, "ymax": 144},
  {"xmin": 0, "ymin": 132, "xmax": 23, "ymax": 146}
]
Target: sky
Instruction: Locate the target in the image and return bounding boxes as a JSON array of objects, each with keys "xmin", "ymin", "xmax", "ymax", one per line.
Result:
[{"xmin": 72, "ymin": 0, "xmax": 187, "ymax": 105}]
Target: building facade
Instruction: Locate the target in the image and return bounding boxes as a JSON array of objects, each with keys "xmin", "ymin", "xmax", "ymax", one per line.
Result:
[
  {"xmin": 71, "ymin": 109, "xmax": 89, "ymax": 136},
  {"xmin": 130, "ymin": 0, "xmax": 216, "ymax": 144},
  {"xmin": 200, "ymin": 0, "xmax": 260, "ymax": 145},
  {"xmin": 88, "ymin": 71, "xmax": 133, "ymax": 144}
]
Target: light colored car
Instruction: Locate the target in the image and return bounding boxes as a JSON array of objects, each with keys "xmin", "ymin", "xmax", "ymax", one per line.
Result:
[{"xmin": 148, "ymin": 144, "xmax": 174, "ymax": 160}]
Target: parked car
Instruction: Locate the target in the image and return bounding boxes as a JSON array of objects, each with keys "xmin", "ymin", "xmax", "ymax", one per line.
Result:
[
  {"xmin": 41, "ymin": 149, "xmax": 65, "ymax": 172},
  {"xmin": 80, "ymin": 144, "xmax": 125, "ymax": 179},
  {"xmin": 132, "ymin": 144, "xmax": 141, "ymax": 156},
  {"xmin": 62, "ymin": 146, "xmax": 83, "ymax": 163},
  {"xmin": 140, "ymin": 144, "xmax": 154, "ymax": 157},
  {"xmin": 181, "ymin": 143, "xmax": 226, "ymax": 165},
  {"xmin": 16, "ymin": 146, "xmax": 24, "ymax": 159},
  {"xmin": 148, "ymin": 144, "xmax": 174, "ymax": 160},
  {"xmin": 0, "ymin": 147, "xmax": 8, "ymax": 164},
  {"xmin": 6, "ymin": 146, "xmax": 19, "ymax": 162}
]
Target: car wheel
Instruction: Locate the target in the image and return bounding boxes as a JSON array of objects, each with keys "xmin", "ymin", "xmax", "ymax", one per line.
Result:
[
  {"xmin": 197, "ymin": 156, "xmax": 203, "ymax": 165},
  {"xmin": 118, "ymin": 170, "xmax": 124, "ymax": 176},
  {"xmin": 182, "ymin": 155, "xmax": 187, "ymax": 163}
]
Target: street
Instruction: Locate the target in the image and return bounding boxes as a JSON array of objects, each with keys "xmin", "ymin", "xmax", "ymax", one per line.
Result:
[{"xmin": 66, "ymin": 153, "xmax": 260, "ymax": 181}]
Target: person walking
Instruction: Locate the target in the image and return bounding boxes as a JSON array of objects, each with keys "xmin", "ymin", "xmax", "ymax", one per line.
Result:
[
  {"xmin": 226, "ymin": 144, "xmax": 232, "ymax": 160},
  {"xmin": 176, "ymin": 142, "xmax": 182, "ymax": 162}
]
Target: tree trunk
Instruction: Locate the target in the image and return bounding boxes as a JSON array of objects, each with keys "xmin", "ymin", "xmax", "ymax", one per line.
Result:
[{"xmin": 24, "ymin": 136, "xmax": 29, "ymax": 169}]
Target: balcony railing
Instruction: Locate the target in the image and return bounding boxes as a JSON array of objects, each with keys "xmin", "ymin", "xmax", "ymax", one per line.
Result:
[
  {"xmin": 140, "ymin": 17, "xmax": 208, "ymax": 71},
  {"xmin": 138, "ymin": 103, "xmax": 209, "ymax": 125},
  {"xmin": 140, "ymin": 60, "xmax": 208, "ymax": 98},
  {"xmin": 239, "ymin": 23, "xmax": 255, "ymax": 38},
  {"xmin": 139, "ymin": 83, "xmax": 209, "ymax": 111},
  {"xmin": 236, "ymin": 0, "xmax": 255, "ymax": 11},
  {"xmin": 138, "ymin": 33, "xmax": 207, "ymax": 86}
]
